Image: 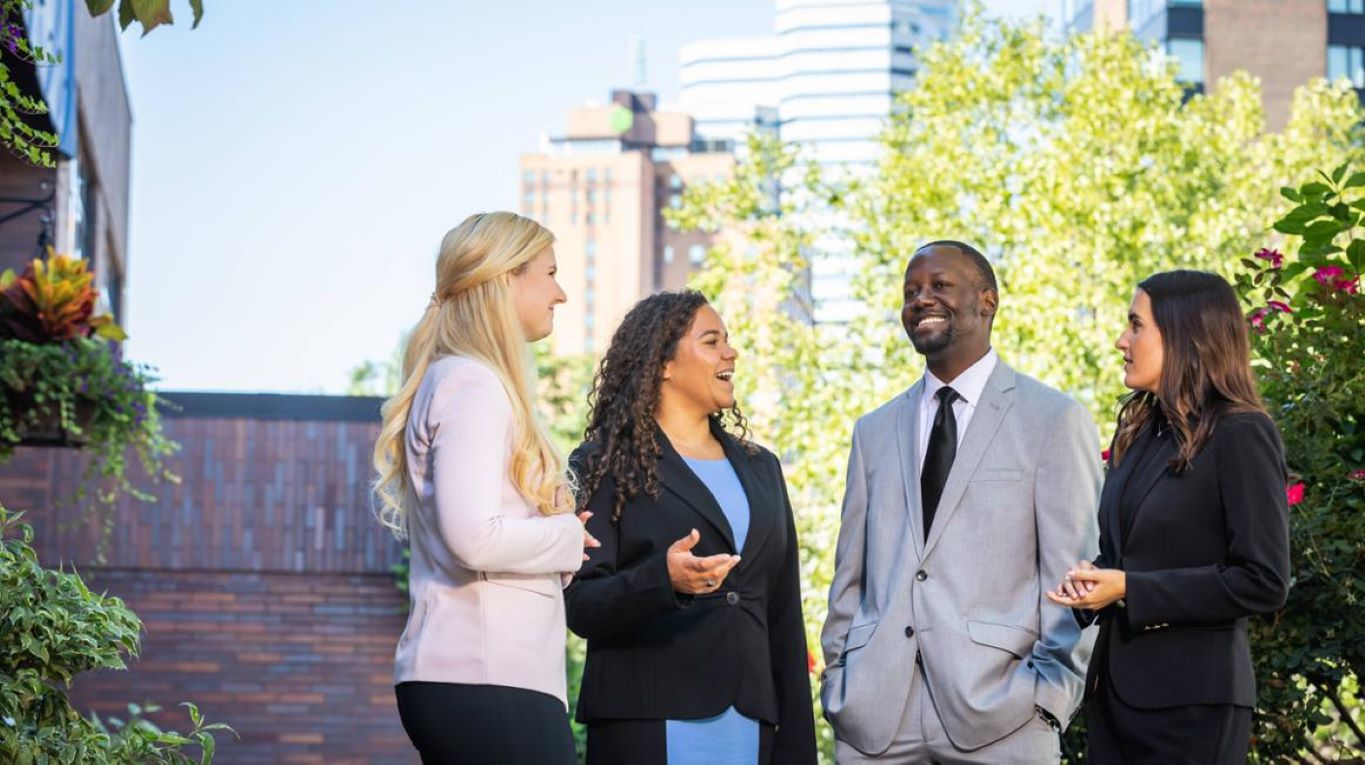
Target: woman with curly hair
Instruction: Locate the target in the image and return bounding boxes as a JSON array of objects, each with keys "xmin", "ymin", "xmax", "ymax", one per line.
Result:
[
  {"xmin": 373, "ymin": 212, "xmax": 595, "ymax": 764},
  {"xmin": 565, "ymin": 290, "xmax": 817, "ymax": 765}
]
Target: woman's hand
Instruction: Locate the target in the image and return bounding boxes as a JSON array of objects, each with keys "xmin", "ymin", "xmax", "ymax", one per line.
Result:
[
  {"xmin": 1045, "ymin": 561, "xmax": 1126, "ymax": 610},
  {"xmin": 578, "ymin": 511, "xmax": 600, "ymax": 561},
  {"xmin": 667, "ymin": 529, "xmax": 741, "ymax": 595}
]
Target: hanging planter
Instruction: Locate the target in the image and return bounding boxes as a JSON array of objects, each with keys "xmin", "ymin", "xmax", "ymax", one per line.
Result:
[{"xmin": 0, "ymin": 250, "xmax": 175, "ymax": 503}]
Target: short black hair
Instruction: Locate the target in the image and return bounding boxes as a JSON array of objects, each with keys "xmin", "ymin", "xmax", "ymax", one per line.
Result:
[{"xmin": 915, "ymin": 240, "xmax": 997, "ymax": 293}]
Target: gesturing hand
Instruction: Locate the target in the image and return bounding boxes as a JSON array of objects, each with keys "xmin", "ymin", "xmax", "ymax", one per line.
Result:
[
  {"xmin": 578, "ymin": 511, "xmax": 601, "ymax": 562},
  {"xmin": 667, "ymin": 529, "xmax": 741, "ymax": 595}
]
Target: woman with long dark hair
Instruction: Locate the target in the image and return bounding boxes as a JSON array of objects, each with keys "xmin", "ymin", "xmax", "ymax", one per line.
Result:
[
  {"xmin": 1046, "ymin": 270, "xmax": 1291, "ymax": 763},
  {"xmin": 565, "ymin": 290, "xmax": 817, "ymax": 765}
]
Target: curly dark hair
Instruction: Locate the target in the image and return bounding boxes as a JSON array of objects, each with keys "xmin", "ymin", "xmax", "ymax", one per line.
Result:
[{"xmin": 579, "ymin": 290, "xmax": 753, "ymax": 522}]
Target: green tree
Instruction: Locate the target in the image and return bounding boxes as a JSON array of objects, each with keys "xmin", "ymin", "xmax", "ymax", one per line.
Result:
[{"xmin": 674, "ymin": 11, "xmax": 1362, "ymax": 762}]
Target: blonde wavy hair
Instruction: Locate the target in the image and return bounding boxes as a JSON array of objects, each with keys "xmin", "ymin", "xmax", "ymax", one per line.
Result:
[{"xmin": 372, "ymin": 212, "xmax": 570, "ymax": 538}]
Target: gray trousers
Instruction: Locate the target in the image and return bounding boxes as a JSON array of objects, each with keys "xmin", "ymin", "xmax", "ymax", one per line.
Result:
[{"xmin": 835, "ymin": 665, "xmax": 1060, "ymax": 764}]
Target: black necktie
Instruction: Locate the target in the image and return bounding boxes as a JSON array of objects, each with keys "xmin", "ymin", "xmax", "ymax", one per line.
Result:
[{"xmin": 921, "ymin": 386, "xmax": 960, "ymax": 539}]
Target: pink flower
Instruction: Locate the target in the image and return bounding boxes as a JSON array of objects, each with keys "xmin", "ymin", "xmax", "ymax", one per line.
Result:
[
  {"xmin": 1254, "ymin": 248, "xmax": 1284, "ymax": 268},
  {"xmin": 1351, "ymin": 470, "xmax": 1365, "ymax": 481},
  {"xmin": 1267, "ymin": 300, "xmax": 1293, "ymax": 313},
  {"xmin": 1314, "ymin": 265, "xmax": 1346, "ymax": 286},
  {"xmin": 1249, "ymin": 307, "xmax": 1268, "ymax": 333},
  {"xmin": 1286, "ymin": 482, "xmax": 1305, "ymax": 506},
  {"xmin": 1336, "ymin": 276, "xmax": 1360, "ymax": 294},
  {"xmin": 1101, "ymin": 449, "xmax": 1111, "ymax": 462}
]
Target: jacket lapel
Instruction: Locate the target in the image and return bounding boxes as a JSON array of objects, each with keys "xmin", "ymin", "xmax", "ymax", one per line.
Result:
[
  {"xmin": 896, "ymin": 381, "xmax": 927, "ymax": 559},
  {"xmin": 656, "ymin": 424, "xmax": 739, "ymax": 553},
  {"xmin": 921, "ymin": 362, "xmax": 1016, "ymax": 561},
  {"xmin": 1118, "ymin": 429, "xmax": 1174, "ymax": 550},
  {"xmin": 716, "ymin": 425, "xmax": 777, "ymax": 561}
]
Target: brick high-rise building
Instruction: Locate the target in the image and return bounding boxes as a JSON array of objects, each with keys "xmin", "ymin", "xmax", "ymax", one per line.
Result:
[
  {"xmin": 520, "ymin": 89, "xmax": 734, "ymax": 357},
  {"xmin": 1063, "ymin": 0, "xmax": 1338, "ymax": 130}
]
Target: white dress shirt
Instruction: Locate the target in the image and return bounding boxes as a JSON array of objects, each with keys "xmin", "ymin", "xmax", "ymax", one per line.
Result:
[{"xmin": 917, "ymin": 348, "xmax": 999, "ymax": 476}]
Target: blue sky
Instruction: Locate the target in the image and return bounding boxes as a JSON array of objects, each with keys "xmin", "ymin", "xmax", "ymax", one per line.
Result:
[{"xmin": 117, "ymin": 0, "xmax": 1054, "ymax": 393}]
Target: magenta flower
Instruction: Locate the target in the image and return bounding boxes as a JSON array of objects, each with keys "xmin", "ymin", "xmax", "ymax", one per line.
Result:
[
  {"xmin": 1254, "ymin": 248, "xmax": 1284, "ymax": 268},
  {"xmin": 1249, "ymin": 307, "xmax": 1269, "ymax": 333},
  {"xmin": 1314, "ymin": 265, "xmax": 1346, "ymax": 286},
  {"xmin": 1336, "ymin": 276, "xmax": 1360, "ymax": 294},
  {"xmin": 1286, "ymin": 482, "xmax": 1305, "ymax": 506},
  {"xmin": 1267, "ymin": 300, "xmax": 1293, "ymax": 313},
  {"xmin": 1351, "ymin": 469, "xmax": 1365, "ymax": 481}
]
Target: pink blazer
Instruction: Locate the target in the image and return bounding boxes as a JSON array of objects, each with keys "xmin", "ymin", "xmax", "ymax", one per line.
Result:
[{"xmin": 392, "ymin": 355, "xmax": 584, "ymax": 706}]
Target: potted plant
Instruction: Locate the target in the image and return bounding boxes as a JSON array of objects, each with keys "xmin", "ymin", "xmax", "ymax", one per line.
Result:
[{"xmin": 0, "ymin": 249, "xmax": 175, "ymax": 504}]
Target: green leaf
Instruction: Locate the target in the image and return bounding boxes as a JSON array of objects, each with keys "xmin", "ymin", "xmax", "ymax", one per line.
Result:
[
  {"xmin": 1345, "ymin": 172, "xmax": 1365, "ymax": 189},
  {"xmin": 1349, "ymin": 239, "xmax": 1365, "ymax": 273},
  {"xmin": 1281, "ymin": 186, "xmax": 1303, "ymax": 202},
  {"xmin": 189, "ymin": 0, "xmax": 204, "ymax": 28},
  {"xmin": 130, "ymin": 0, "xmax": 173, "ymax": 35},
  {"xmin": 1331, "ymin": 161, "xmax": 1348, "ymax": 185},
  {"xmin": 1301, "ymin": 182, "xmax": 1333, "ymax": 199},
  {"xmin": 118, "ymin": 0, "xmax": 136, "ymax": 29},
  {"xmin": 85, "ymin": 0, "xmax": 117, "ymax": 14}
]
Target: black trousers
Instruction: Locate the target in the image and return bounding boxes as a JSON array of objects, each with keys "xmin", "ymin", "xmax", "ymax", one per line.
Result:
[
  {"xmin": 1087, "ymin": 678, "xmax": 1251, "ymax": 765},
  {"xmin": 395, "ymin": 682, "xmax": 577, "ymax": 765}
]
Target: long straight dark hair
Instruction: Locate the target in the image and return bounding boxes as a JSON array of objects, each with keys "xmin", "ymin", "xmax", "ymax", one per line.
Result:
[{"xmin": 1112, "ymin": 270, "xmax": 1266, "ymax": 473}]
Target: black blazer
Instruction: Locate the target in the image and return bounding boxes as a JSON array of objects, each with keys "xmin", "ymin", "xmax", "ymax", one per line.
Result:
[
  {"xmin": 565, "ymin": 422, "xmax": 817, "ymax": 764},
  {"xmin": 1081, "ymin": 411, "xmax": 1291, "ymax": 709}
]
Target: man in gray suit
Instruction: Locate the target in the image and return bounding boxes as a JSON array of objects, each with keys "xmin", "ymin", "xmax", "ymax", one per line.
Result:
[{"xmin": 821, "ymin": 241, "xmax": 1102, "ymax": 762}]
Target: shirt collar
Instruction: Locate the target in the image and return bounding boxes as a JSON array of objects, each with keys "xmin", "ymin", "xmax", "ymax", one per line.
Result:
[{"xmin": 923, "ymin": 348, "xmax": 998, "ymax": 407}]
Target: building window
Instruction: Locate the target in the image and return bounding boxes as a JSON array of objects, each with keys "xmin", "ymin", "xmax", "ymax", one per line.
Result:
[
  {"xmin": 586, "ymin": 239, "xmax": 597, "ymax": 259},
  {"xmin": 586, "ymin": 212, "xmax": 596, "ymax": 224},
  {"xmin": 586, "ymin": 189, "xmax": 597, "ymax": 204},
  {"xmin": 1168, "ymin": 0, "xmax": 1201, "ymax": 6},
  {"xmin": 585, "ymin": 264, "xmax": 596, "ymax": 281},
  {"xmin": 669, "ymin": 194, "xmax": 682, "ymax": 209},
  {"xmin": 586, "ymin": 168, "xmax": 598, "ymax": 184},
  {"xmin": 604, "ymin": 168, "xmax": 614, "ymax": 184},
  {"xmin": 524, "ymin": 190, "xmax": 535, "ymax": 207},
  {"xmin": 1166, "ymin": 38, "xmax": 1204, "ymax": 84},
  {"xmin": 1329, "ymin": 45, "xmax": 1365, "ymax": 86},
  {"xmin": 669, "ymin": 174, "xmax": 682, "ymax": 190},
  {"xmin": 1330, "ymin": 0, "xmax": 1365, "ymax": 13},
  {"xmin": 523, "ymin": 170, "xmax": 536, "ymax": 183},
  {"xmin": 688, "ymin": 245, "xmax": 706, "ymax": 265},
  {"xmin": 663, "ymin": 245, "xmax": 675, "ymax": 264}
]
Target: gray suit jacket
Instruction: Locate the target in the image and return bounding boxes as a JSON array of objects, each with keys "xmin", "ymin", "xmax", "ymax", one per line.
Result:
[{"xmin": 820, "ymin": 360, "xmax": 1101, "ymax": 755}]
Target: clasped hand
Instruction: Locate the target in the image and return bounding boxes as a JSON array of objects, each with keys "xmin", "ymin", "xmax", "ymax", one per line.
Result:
[
  {"xmin": 1044, "ymin": 560, "xmax": 1126, "ymax": 610},
  {"xmin": 667, "ymin": 528, "xmax": 741, "ymax": 595}
]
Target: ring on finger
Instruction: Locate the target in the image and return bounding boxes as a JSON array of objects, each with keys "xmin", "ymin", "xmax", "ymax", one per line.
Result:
[{"xmin": 703, "ymin": 579, "xmax": 716, "ymax": 588}]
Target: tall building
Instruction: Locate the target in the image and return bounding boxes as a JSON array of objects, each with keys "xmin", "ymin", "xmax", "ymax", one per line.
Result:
[
  {"xmin": 0, "ymin": 1, "xmax": 131, "ymax": 324},
  {"xmin": 520, "ymin": 90, "xmax": 734, "ymax": 357},
  {"xmin": 678, "ymin": 0, "xmax": 958, "ymax": 323},
  {"xmin": 1063, "ymin": 0, "xmax": 1335, "ymax": 129},
  {"xmin": 680, "ymin": 0, "xmax": 957, "ymax": 167}
]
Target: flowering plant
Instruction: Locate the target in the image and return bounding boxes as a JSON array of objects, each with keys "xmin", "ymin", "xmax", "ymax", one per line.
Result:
[
  {"xmin": 0, "ymin": 250, "xmax": 175, "ymax": 513},
  {"xmin": 1237, "ymin": 163, "xmax": 1365, "ymax": 760}
]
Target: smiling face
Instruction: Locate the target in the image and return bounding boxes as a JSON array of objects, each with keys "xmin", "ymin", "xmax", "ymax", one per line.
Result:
[
  {"xmin": 900, "ymin": 244, "xmax": 997, "ymax": 365},
  {"xmin": 1116, "ymin": 288, "xmax": 1164, "ymax": 393},
  {"xmin": 660, "ymin": 304, "xmax": 738, "ymax": 418},
  {"xmin": 509, "ymin": 246, "xmax": 567, "ymax": 342}
]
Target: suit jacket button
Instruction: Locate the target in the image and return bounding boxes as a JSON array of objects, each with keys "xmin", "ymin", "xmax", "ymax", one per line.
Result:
[
  {"xmin": 915, "ymin": 570, "xmax": 928, "ymax": 582},
  {"xmin": 725, "ymin": 591, "xmax": 740, "ymax": 606},
  {"xmin": 904, "ymin": 626, "xmax": 915, "ymax": 638}
]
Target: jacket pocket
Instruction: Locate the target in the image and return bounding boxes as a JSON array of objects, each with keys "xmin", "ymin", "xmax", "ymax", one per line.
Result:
[
  {"xmin": 966, "ymin": 620, "xmax": 1037, "ymax": 659},
  {"xmin": 484, "ymin": 572, "xmax": 560, "ymax": 598},
  {"xmin": 837, "ymin": 621, "xmax": 878, "ymax": 664}
]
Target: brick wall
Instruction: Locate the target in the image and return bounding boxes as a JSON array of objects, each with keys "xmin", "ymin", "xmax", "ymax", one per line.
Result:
[
  {"xmin": 0, "ymin": 393, "xmax": 416, "ymax": 764},
  {"xmin": 1206, "ymin": 0, "xmax": 1327, "ymax": 131}
]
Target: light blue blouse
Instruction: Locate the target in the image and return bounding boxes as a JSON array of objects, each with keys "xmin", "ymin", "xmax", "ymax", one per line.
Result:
[{"xmin": 666, "ymin": 457, "xmax": 758, "ymax": 765}]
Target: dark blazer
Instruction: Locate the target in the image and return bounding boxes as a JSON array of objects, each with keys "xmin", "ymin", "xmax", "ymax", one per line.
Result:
[
  {"xmin": 565, "ymin": 422, "xmax": 817, "ymax": 764},
  {"xmin": 1081, "ymin": 411, "xmax": 1291, "ymax": 709}
]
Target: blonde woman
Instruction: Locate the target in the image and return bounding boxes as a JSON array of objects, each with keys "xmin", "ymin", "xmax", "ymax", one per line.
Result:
[{"xmin": 373, "ymin": 212, "xmax": 594, "ymax": 764}]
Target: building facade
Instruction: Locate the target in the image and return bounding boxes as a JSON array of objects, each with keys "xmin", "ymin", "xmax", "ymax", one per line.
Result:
[
  {"xmin": 1064, "ymin": 0, "xmax": 1335, "ymax": 129},
  {"xmin": 519, "ymin": 89, "xmax": 734, "ymax": 357},
  {"xmin": 0, "ymin": 0, "xmax": 131, "ymax": 323}
]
